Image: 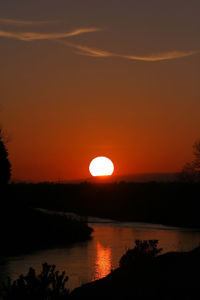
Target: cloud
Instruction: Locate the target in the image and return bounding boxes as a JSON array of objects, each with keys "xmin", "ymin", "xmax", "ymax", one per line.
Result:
[
  {"xmin": 0, "ymin": 20, "xmax": 198, "ymax": 61},
  {"xmin": 60, "ymin": 41, "xmax": 113, "ymax": 57},
  {"xmin": 60, "ymin": 41, "xmax": 199, "ymax": 62},
  {"xmin": 0, "ymin": 27, "xmax": 101, "ymax": 41},
  {"xmin": 0, "ymin": 18, "xmax": 54, "ymax": 26},
  {"xmin": 123, "ymin": 50, "xmax": 199, "ymax": 61}
]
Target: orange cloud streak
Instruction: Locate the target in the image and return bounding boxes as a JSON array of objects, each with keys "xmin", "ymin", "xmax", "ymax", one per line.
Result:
[
  {"xmin": 62, "ymin": 41, "xmax": 199, "ymax": 61},
  {"xmin": 0, "ymin": 27, "xmax": 101, "ymax": 41}
]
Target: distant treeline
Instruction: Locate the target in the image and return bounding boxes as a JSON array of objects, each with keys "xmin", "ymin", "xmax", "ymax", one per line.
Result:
[{"xmin": 4, "ymin": 182, "xmax": 200, "ymax": 228}]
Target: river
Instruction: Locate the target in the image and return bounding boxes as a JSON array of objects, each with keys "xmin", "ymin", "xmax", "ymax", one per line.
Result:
[{"xmin": 1, "ymin": 218, "xmax": 200, "ymax": 292}]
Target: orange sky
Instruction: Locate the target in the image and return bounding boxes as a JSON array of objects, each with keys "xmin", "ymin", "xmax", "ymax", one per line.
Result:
[{"xmin": 0, "ymin": 1, "xmax": 200, "ymax": 182}]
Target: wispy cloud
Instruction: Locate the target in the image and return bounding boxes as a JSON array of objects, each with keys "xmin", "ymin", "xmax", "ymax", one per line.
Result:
[
  {"xmin": 123, "ymin": 50, "xmax": 199, "ymax": 61},
  {"xmin": 60, "ymin": 41, "xmax": 199, "ymax": 62},
  {"xmin": 0, "ymin": 27, "xmax": 101, "ymax": 41},
  {"xmin": 0, "ymin": 18, "xmax": 54, "ymax": 26},
  {"xmin": 0, "ymin": 19, "xmax": 198, "ymax": 61},
  {"xmin": 60, "ymin": 41, "xmax": 113, "ymax": 57}
]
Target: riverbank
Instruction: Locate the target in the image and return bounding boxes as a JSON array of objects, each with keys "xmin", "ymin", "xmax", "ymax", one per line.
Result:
[
  {"xmin": 0, "ymin": 206, "xmax": 93, "ymax": 256},
  {"xmin": 70, "ymin": 242, "xmax": 200, "ymax": 299},
  {"xmin": 2, "ymin": 220, "xmax": 199, "ymax": 293},
  {"xmin": 2, "ymin": 240, "xmax": 199, "ymax": 299}
]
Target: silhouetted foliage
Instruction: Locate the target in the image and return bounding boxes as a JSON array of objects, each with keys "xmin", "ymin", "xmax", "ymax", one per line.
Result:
[
  {"xmin": 119, "ymin": 240, "xmax": 163, "ymax": 268},
  {"xmin": 0, "ymin": 263, "xmax": 69, "ymax": 300},
  {"xmin": 71, "ymin": 243, "xmax": 200, "ymax": 298},
  {"xmin": 0, "ymin": 129, "xmax": 11, "ymax": 185},
  {"xmin": 179, "ymin": 162, "xmax": 197, "ymax": 182},
  {"xmin": 179, "ymin": 140, "xmax": 200, "ymax": 182}
]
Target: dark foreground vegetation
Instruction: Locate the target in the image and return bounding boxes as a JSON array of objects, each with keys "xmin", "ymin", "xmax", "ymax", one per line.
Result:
[
  {"xmin": 1, "ymin": 263, "xmax": 69, "ymax": 300},
  {"xmin": 1, "ymin": 240, "xmax": 200, "ymax": 299},
  {"xmin": 70, "ymin": 240, "xmax": 200, "ymax": 299},
  {"xmin": 5, "ymin": 181, "xmax": 200, "ymax": 228}
]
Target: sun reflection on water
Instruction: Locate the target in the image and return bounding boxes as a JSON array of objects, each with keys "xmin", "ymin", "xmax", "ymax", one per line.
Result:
[{"xmin": 93, "ymin": 242, "xmax": 112, "ymax": 281}]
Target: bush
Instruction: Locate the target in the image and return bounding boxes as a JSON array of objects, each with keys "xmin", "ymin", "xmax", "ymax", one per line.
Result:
[
  {"xmin": 0, "ymin": 263, "xmax": 69, "ymax": 300},
  {"xmin": 119, "ymin": 240, "xmax": 162, "ymax": 268}
]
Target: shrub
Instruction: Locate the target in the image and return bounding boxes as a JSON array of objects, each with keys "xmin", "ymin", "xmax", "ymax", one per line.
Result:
[
  {"xmin": 0, "ymin": 263, "xmax": 69, "ymax": 300},
  {"xmin": 119, "ymin": 240, "xmax": 162, "ymax": 268}
]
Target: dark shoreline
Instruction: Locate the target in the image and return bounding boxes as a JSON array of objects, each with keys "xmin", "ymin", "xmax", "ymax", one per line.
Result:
[
  {"xmin": 0, "ymin": 206, "xmax": 93, "ymax": 257},
  {"xmin": 69, "ymin": 244, "xmax": 200, "ymax": 299},
  {"xmin": 89, "ymin": 217, "xmax": 200, "ymax": 232}
]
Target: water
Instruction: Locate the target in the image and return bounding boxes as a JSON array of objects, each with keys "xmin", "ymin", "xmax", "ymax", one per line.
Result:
[{"xmin": 1, "ymin": 219, "xmax": 200, "ymax": 292}]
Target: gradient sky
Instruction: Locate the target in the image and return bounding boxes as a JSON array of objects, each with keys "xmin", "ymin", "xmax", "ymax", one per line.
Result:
[{"xmin": 0, "ymin": 0, "xmax": 200, "ymax": 182}]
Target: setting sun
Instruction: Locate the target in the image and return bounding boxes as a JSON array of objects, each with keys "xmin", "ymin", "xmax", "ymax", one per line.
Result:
[{"xmin": 89, "ymin": 157, "xmax": 114, "ymax": 177}]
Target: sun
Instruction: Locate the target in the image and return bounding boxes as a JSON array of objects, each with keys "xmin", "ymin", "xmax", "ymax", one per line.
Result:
[{"xmin": 89, "ymin": 156, "xmax": 114, "ymax": 177}]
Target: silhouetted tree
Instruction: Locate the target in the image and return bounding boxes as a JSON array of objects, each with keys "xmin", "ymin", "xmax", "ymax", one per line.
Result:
[
  {"xmin": 0, "ymin": 129, "xmax": 11, "ymax": 184},
  {"xmin": 193, "ymin": 140, "xmax": 200, "ymax": 171},
  {"xmin": 119, "ymin": 240, "xmax": 162, "ymax": 268},
  {"xmin": 179, "ymin": 140, "xmax": 200, "ymax": 182},
  {"xmin": 0, "ymin": 263, "xmax": 69, "ymax": 300}
]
